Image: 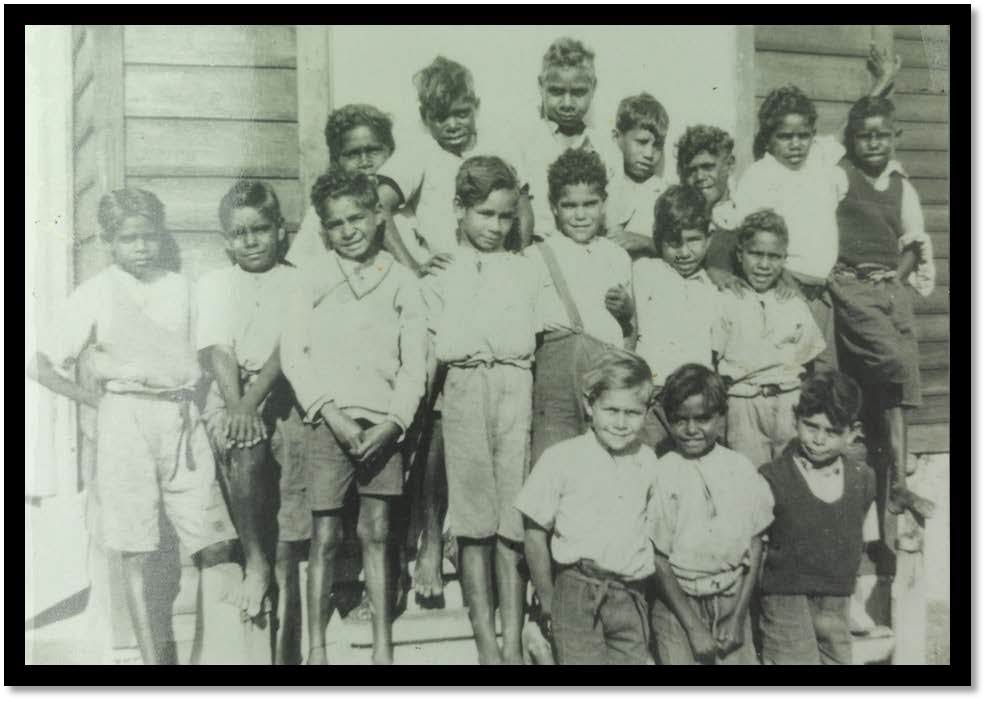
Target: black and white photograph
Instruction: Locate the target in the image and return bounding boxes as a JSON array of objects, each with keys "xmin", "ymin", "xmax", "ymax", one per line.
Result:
[{"xmin": 21, "ymin": 22, "xmax": 957, "ymax": 673}]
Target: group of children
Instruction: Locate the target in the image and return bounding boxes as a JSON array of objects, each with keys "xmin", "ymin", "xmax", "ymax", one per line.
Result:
[{"xmin": 28, "ymin": 35, "xmax": 939, "ymax": 666}]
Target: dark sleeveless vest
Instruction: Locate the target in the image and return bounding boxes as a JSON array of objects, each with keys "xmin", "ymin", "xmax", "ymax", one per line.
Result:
[{"xmin": 836, "ymin": 158, "xmax": 906, "ymax": 270}]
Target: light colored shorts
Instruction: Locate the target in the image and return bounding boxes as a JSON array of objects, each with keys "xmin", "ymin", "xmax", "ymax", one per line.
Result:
[
  {"xmin": 725, "ymin": 390, "xmax": 801, "ymax": 468},
  {"xmin": 442, "ymin": 364, "xmax": 532, "ymax": 542},
  {"xmin": 96, "ymin": 392, "xmax": 237, "ymax": 554}
]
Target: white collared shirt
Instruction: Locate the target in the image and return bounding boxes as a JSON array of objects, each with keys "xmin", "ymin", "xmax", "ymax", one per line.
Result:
[
  {"xmin": 515, "ymin": 430, "xmax": 661, "ymax": 580},
  {"xmin": 632, "ymin": 258, "xmax": 720, "ymax": 386},
  {"xmin": 196, "ymin": 263, "xmax": 304, "ymax": 373},
  {"xmin": 525, "ymin": 234, "xmax": 632, "ymax": 347},
  {"xmin": 279, "ymin": 250, "xmax": 427, "ymax": 434}
]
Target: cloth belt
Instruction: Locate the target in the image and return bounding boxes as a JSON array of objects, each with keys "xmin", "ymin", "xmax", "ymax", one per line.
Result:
[
  {"xmin": 832, "ymin": 262, "xmax": 896, "ymax": 282},
  {"xmin": 108, "ymin": 387, "xmax": 201, "ymax": 478},
  {"xmin": 559, "ymin": 559, "xmax": 651, "ymax": 634},
  {"xmin": 728, "ymin": 383, "xmax": 800, "ymax": 399}
]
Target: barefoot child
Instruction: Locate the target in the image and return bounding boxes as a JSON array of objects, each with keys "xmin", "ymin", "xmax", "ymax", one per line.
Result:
[
  {"xmin": 605, "ymin": 93, "xmax": 670, "ymax": 259},
  {"xmin": 197, "ymin": 180, "xmax": 312, "ymax": 664},
  {"xmin": 422, "ymin": 155, "xmax": 549, "ymax": 664},
  {"xmin": 713, "ymin": 209, "xmax": 826, "ymax": 467},
  {"xmin": 517, "ymin": 350, "xmax": 659, "ymax": 665},
  {"xmin": 527, "ymin": 148, "xmax": 635, "ymax": 463},
  {"xmin": 632, "ymin": 185, "xmax": 721, "ymax": 450},
  {"xmin": 831, "ymin": 95, "xmax": 936, "ymax": 520},
  {"xmin": 650, "ymin": 364, "xmax": 774, "ymax": 665},
  {"xmin": 286, "ymin": 103, "xmax": 397, "ymax": 269},
  {"xmin": 280, "ymin": 170, "xmax": 428, "ymax": 664},
  {"xmin": 26, "ymin": 188, "xmax": 254, "ymax": 664},
  {"xmin": 758, "ymin": 370, "xmax": 879, "ymax": 664}
]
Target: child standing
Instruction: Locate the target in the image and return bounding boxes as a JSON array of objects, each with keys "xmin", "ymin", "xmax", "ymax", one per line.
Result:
[
  {"xmin": 422, "ymin": 155, "xmax": 549, "ymax": 664},
  {"xmin": 632, "ymin": 185, "xmax": 721, "ymax": 450},
  {"xmin": 649, "ymin": 364, "xmax": 775, "ymax": 665},
  {"xmin": 520, "ymin": 37, "xmax": 614, "ymax": 240},
  {"xmin": 605, "ymin": 93, "xmax": 670, "ymax": 259},
  {"xmin": 197, "ymin": 179, "xmax": 312, "ymax": 665},
  {"xmin": 517, "ymin": 350, "xmax": 659, "ymax": 665},
  {"xmin": 713, "ymin": 209, "xmax": 826, "ymax": 467},
  {"xmin": 280, "ymin": 170, "xmax": 428, "ymax": 665},
  {"xmin": 287, "ymin": 103, "xmax": 397, "ymax": 269},
  {"xmin": 526, "ymin": 148, "xmax": 635, "ymax": 463},
  {"xmin": 27, "ymin": 188, "xmax": 252, "ymax": 665},
  {"xmin": 831, "ymin": 96, "xmax": 936, "ymax": 519},
  {"xmin": 758, "ymin": 370, "xmax": 878, "ymax": 665}
]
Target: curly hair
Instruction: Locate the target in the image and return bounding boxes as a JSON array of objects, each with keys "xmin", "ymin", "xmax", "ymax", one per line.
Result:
[
  {"xmin": 615, "ymin": 92, "xmax": 669, "ymax": 144},
  {"xmin": 736, "ymin": 208, "xmax": 789, "ymax": 248},
  {"xmin": 540, "ymin": 37, "xmax": 596, "ymax": 78},
  {"xmin": 455, "ymin": 155, "xmax": 519, "ymax": 210},
  {"xmin": 218, "ymin": 180, "xmax": 283, "ymax": 233},
  {"xmin": 413, "ymin": 56, "xmax": 479, "ymax": 123},
  {"xmin": 324, "ymin": 103, "xmax": 395, "ymax": 162},
  {"xmin": 675, "ymin": 124, "xmax": 735, "ymax": 180},
  {"xmin": 795, "ymin": 369, "xmax": 863, "ymax": 430},
  {"xmin": 310, "ymin": 168, "xmax": 379, "ymax": 225},
  {"xmin": 661, "ymin": 363, "xmax": 728, "ymax": 418},
  {"xmin": 97, "ymin": 188, "xmax": 166, "ymax": 242},
  {"xmin": 652, "ymin": 184, "xmax": 710, "ymax": 248},
  {"xmin": 754, "ymin": 85, "xmax": 817, "ymax": 159},
  {"xmin": 843, "ymin": 95, "xmax": 898, "ymax": 149},
  {"xmin": 547, "ymin": 148, "xmax": 608, "ymax": 205},
  {"xmin": 581, "ymin": 348, "xmax": 654, "ymax": 406}
]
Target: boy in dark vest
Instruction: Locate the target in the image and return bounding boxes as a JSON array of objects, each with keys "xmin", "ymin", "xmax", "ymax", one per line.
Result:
[{"xmin": 757, "ymin": 370, "xmax": 879, "ymax": 664}]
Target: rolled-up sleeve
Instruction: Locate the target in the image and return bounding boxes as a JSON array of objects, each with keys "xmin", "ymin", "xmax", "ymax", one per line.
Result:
[{"xmin": 514, "ymin": 451, "xmax": 564, "ymax": 531}]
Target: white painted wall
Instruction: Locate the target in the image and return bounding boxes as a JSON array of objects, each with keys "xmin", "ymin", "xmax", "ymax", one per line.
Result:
[{"xmin": 328, "ymin": 25, "xmax": 742, "ymax": 179}]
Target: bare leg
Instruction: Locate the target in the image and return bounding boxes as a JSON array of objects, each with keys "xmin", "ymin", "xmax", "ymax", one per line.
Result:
[
  {"xmin": 225, "ymin": 444, "xmax": 273, "ymax": 618},
  {"xmin": 307, "ymin": 512, "xmax": 343, "ymax": 664},
  {"xmin": 885, "ymin": 405, "xmax": 935, "ymax": 519},
  {"xmin": 120, "ymin": 551, "xmax": 161, "ymax": 664},
  {"xmin": 495, "ymin": 537, "xmax": 525, "ymax": 665},
  {"xmin": 414, "ymin": 414, "xmax": 447, "ymax": 605},
  {"xmin": 274, "ymin": 540, "xmax": 305, "ymax": 665},
  {"xmin": 459, "ymin": 537, "xmax": 503, "ymax": 664},
  {"xmin": 357, "ymin": 496, "xmax": 394, "ymax": 664}
]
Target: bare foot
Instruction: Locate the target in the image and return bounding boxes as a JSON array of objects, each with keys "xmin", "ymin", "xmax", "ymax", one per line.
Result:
[
  {"xmin": 307, "ymin": 646, "xmax": 328, "ymax": 665},
  {"xmin": 371, "ymin": 647, "xmax": 394, "ymax": 665},
  {"xmin": 413, "ymin": 535, "xmax": 445, "ymax": 608},
  {"xmin": 238, "ymin": 565, "xmax": 273, "ymax": 620},
  {"xmin": 889, "ymin": 484, "xmax": 936, "ymax": 520}
]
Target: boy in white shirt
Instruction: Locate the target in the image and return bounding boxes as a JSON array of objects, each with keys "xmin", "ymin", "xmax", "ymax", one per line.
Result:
[
  {"xmin": 527, "ymin": 148, "xmax": 634, "ymax": 463},
  {"xmin": 606, "ymin": 93, "xmax": 670, "ymax": 259},
  {"xmin": 632, "ymin": 185, "xmax": 721, "ymax": 451},
  {"xmin": 712, "ymin": 209, "xmax": 826, "ymax": 468},
  {"xmin": 280, "ymin": 169, "xmax": 428, "ymax": 665}
]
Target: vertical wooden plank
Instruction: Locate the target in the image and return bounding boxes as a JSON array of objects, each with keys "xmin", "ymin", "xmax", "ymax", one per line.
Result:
[
  {"xmin": 733, "ymin": 25, "xmax": 757, "ymax": 180},
  {"xmin": 295, "ymin": 26, "xmax": 332, "ymax": 208},
  {"xmin": 90, "ymin": 25, "xmax": 126, "ymax": 197}
]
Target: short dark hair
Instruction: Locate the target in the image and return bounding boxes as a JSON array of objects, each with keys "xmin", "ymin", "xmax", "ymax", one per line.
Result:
[
  {"xmin": 653, "ymin": 184, "xmax": 710, "ymax": 248},
  {"xmin": 310, "ymin": 168, "xmax": 379, "ymax": 226},
  {"xmin": 676, "ymin": 125, "xmax": 735, "ymax": 181},
  {"xmin": 581, "ymin": 349, "xmax": 654, "ymax": 406},
  {"xmin": 414, "ymin": 56, "xmax": 479, "ymax": 123},
  {"xmin": 615, "ymin": 93, "xmax": 669, "ymax": 144},
  {"xmin": 843, "ymin": 95, "xmax": 898, "ymax": 147},
  {"xmin": 455, "ymin": 155, "xmax": 519, "ymax": 210},
  {"xmin": 547, "ymin": 148, "xmax": 608, "ymax": 205},
  {"xmin": 661, "ymin": 363, "xmax": 728, "ymax": 418},
  {"xmin": 754, "ymin": 85, "xmax": 817, "ymax": 159},
  {"xmin": 218, "ymin": 180, "xmax": 283, "ymax": 233},
  {"xmin": 795, "ymin": 370, "xmax": 863, "ymax": 430},
  {"xmin": 541, "ymin": 37, "xmax": 596, "ymax": 79},
  {"xmin": 97, "ymin": 188, "xmax": 166, "ymax": 242},
  {"xmin": 324, "ymin": 103, "xmax": 395, "ymax": 162},
  {"xmin": 736, "ymin": 208, "xmax": 789, "ymax": 248}
]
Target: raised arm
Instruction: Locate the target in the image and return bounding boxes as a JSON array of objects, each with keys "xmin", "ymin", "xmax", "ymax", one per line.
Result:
[{"xmin": 378, "ymin": 180, "xmax": 425, "ymax": 275}]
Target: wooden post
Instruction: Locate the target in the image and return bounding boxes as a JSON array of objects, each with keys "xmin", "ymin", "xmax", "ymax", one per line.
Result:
[
  {"xmin": 295, "ymin": 25, "xmax": 333, "ymax": 224},
  {"xmin": 892, "ymin": 511, "xmax": 927, "ymax": 664},
  {"xmin": 733, "ymin": 25, "xmax": 757, "ymax": 181}
]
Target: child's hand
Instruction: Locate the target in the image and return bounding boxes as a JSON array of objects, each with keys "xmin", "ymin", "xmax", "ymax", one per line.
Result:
[
  {"xmin": 772, "ymin": 270, "xmax": 801, "ymax": 301},
  {"xmin": 322, "ymin": 405, "xmax": 365, "ymax": 453},
  {"xmin": 351, "ymin": 420, "xmax": 401, "ymax": 466},
  {"xmin": 226, "ymin": 403, "xmax": 267, "ymax": 449},
  {"xmin": 604, "ymin": 285, "xmax": 634, "ymax": 324},
  {"xmin": 707, "ymin": 268, "xmax": 746, "ymax": 298},
  {"xmin": 686, "ymin": 624, "xmax": 718, "ymax": 660},
  {"xmin": 715, "ymin": 614, "xmax": 746, "ymax": 657},
  {"xmin": 867, "ymin": 43, "xmax": 902, "ymax": 93},
  {"xmin": 418, "ymin": 253, "xmax": 454, "ymax": 278}
]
